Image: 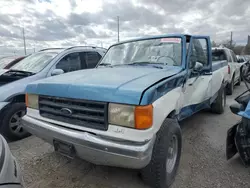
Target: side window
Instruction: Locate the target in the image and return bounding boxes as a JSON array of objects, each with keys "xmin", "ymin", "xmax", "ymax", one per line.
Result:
[
  {"xmin": 56, "ymin": 52, "xmax": 81, "ymax": 73},
  {"xmin": 188, "ymin": 38, "xmax": 208, "ymax": 69},
  {"xmin": 231, "ymin": 51, "xmax": 237, "ymax": 62},
  {"xmin": 225, "ymin": 50, "xmax": 233, "ymax": 62},
  {"xmin": 84, "ymin": 52, "xmax": 101, "ymax": 69}
]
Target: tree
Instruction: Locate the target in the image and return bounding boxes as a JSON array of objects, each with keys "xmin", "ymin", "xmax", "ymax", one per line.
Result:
[
  {"xmin": 211, "ymin": 41, "xmax": 218, "ymax": 47},
  {"xmin": 233, "ymin": 45, "xmax": 245, "ymax": 55},
  {"xmin": 244, "ymin": 44, "xmax": 250, "ymax": 55},
  {"xmin": 220, "ymin": 40, "xmax": 236, "ymax": 50}
]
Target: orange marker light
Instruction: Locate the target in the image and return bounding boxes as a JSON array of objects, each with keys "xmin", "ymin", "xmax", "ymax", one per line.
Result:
[
  {"xmin": 25, "ymin": 94, "xmax": 29, "ymax": 107},
  {"xmin": 135, "ymin": 104, "xmax": 153, "ymax": 129}
]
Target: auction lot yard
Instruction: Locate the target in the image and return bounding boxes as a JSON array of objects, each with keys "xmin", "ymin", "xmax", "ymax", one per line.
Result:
[{"xmin": 9, "ymin": 84, "xmax": 250, "ymax": 188}]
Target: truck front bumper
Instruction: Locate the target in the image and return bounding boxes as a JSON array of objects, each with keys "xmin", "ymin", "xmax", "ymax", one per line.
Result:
[{"xmin": 22, "ymin": 115, "xmax": 155, "ymax": 169}]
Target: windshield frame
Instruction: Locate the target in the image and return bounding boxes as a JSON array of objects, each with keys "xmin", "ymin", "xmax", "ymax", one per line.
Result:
[{"xmin": 97, "ymin": 35, "xmax": 185, "ymax": 68}]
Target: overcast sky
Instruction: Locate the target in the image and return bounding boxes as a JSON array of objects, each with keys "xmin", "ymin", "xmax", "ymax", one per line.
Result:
[{"xmin": 0, "ymin": 0, "xmax": 249, "ymax": 55}]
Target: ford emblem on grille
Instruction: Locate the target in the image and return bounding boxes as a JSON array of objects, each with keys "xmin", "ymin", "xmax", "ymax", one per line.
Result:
[{"xmin": 60, "ymin": 108, "xmax": 73, "ymax": 115}]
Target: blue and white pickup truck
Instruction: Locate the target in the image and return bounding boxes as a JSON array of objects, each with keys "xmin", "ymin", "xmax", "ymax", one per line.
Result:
[{"xmin": 22, "ymin": 34, "xmax": 228, "ymax": 188}]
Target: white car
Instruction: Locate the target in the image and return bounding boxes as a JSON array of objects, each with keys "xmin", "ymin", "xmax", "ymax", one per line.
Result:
[{"xmin": 212, "ymin": 47, "xmax": 242, "ymax": 95}]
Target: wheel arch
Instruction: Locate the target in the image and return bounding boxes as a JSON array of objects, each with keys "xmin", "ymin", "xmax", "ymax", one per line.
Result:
[{"xmin": 5, "ymin": 93, "xmax": 26, "ymax": 103}]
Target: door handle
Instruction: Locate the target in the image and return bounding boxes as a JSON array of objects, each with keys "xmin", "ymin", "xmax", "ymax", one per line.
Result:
[{"xmin": 204, "ymin": 72, "xmax": 212, "ymax": 75}]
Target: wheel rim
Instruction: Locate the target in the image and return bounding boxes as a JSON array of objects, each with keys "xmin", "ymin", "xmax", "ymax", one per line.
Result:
[
  {"xmin": 9, "ymin": 110, "xmax": 26, "ymax": 136},
  {"xmin": 166, "ymin": 135, "xmax": 178, "ymax": 174}
]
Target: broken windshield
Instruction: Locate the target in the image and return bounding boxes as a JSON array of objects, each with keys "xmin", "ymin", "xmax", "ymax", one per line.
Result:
[{"xmin": 98, "ymin": 37, "xmax": 182, "ymax": 67}]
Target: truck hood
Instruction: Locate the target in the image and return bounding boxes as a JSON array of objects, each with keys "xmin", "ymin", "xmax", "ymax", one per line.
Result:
[{"xmin": 26, "ymin": 66, "xmax": 182, "ymax": 105}]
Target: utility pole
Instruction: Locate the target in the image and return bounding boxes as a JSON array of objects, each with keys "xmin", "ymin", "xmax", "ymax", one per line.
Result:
[
  {"xmin": 22, "ymin": 27, "xmax": 27, "ymax": 55},
  {"xmin": 230, "ymin": 31, "xmax": 233, "ymax": 48},
  {"xmin": 117, "ymin": 16, "xmax": 120, "ymax": 43}
]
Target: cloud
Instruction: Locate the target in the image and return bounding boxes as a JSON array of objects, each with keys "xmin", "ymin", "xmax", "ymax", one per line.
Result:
[{"xmin": 0, "ymin": 0, "xmax": 249, "ymax": 55}]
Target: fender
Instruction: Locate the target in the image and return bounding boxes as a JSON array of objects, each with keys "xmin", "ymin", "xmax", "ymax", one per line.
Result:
[
  {"xmin": 151, "ymin": 86, "xmax": 183, "ymax": 134},
  {"xmin": 0, "ymin": 102, "xmax": 9, "ymax": 112},
  {"xmin": 140, "ymin": 70, "xmax": 187, "ymax": 105}
]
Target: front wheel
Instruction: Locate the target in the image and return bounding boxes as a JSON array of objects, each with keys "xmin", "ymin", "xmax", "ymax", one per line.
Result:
[
  {"xmin": 141, "ymin": 119, "xmax": 182, "ymax": 188},
  {"xmin": 0, "ymin": 103, "xmax": 31, "ymax": 141},
  {"xmin": 211, "ymin": 86, "xmax": 226, "ymax": 114}
]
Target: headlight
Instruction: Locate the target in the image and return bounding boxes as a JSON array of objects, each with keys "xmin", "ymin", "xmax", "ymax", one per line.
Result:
[
  {"xmin": 25, "ymin": 94, "xmax": 38, "ymax": 109},
  {"xmin": 108, "ymin": 103, "xmax": 153, "ymax": 129}
]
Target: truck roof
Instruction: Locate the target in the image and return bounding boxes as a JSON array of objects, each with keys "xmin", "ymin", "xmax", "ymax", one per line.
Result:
[{"xmin": 112, "ymin": 34, "xmax": 210, "ymax": 47}]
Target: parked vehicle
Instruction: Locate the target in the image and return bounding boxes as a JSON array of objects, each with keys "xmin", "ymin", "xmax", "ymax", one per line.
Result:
[
  {"xmin": 236, "ymin": 55, "xmax": 250, "ymax": 81},
  {"xmin": 0, "ymin": 134, "xmax": 23, "ymax": 187},
  {"xmin": 0, "ymin": 56, "xmax": 26, "ymax": 69},
  {"xmin": 0, "ymin": 46, "xmax": 106, "ymax": 141},
  {"xmin": 226, "ymin": 71, "xmax": 250, "ymax": 165},
  {"xmin": 22, "ymin": 34, "xmax": 228, "ymax": 188},
  {"xmin": 212, "ymin": 47, "xmax": 242, "ymax": 95}
]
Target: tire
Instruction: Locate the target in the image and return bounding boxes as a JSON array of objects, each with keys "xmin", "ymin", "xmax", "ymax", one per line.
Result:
[
  {"xmin": 227, "ymin": 76, "xmax": 234, "ymax": 95},
  {"xmin": 211, "ymin": 86, "xmax": 226, "ymax": 114},
  {"xmin": 0, "ymin": 103, "xmax": 31, "ymax": 141},
  {"xmin": 236, "ymin": 74, "xmax": 241, "ymax": 86},
  {"xmin": 241, "ymin": 67, "xmax": 244, "ymax": 81},
  {"xmin": 141, "ymin": 119, "xmax": 182, "ymax": 188}
]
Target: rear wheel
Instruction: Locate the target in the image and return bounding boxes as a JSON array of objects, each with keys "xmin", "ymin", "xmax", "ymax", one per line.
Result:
[
  {"xmin": 0, "ymin": 103, "xmax": 31, "ymax": 141},
  {"xmin": 211, "ymin": 86, "xmax": 226, "ymax": 114},
  {"xmin": 236, "ymin": 74, "xmax": 241, "ymax": 86},
  {"xmin": 227, "ymin": 76, "xmax": 234, "ymax": 95},
  {"xmin": 141, "ymin": 119, "xmax": 182, "ymax": 188}
]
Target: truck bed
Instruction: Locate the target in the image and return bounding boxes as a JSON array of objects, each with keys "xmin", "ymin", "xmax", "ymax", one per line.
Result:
[{"xmin": 212, "ymin": 60, "xmax": 228, "ymax": 71}]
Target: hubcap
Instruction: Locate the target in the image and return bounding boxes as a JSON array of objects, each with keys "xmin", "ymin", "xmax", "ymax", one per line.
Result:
[
  {"xmin": 9, "ymin": 110, "xmax": 26, "ymax": 136},
  {"xmin": 166, "ymin": 135, "xmax": 178, "ymax": 174}
]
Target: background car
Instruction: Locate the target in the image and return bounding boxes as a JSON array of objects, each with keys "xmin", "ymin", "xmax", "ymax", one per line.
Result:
[{"xmin": 0, "ymin": 46, "xmax": 106, "ymax": 141}]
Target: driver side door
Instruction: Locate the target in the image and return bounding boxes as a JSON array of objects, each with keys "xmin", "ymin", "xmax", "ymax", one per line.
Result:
[{"xmin": 179, "ymin": 37, "xmax": 212, "ymax": 120}]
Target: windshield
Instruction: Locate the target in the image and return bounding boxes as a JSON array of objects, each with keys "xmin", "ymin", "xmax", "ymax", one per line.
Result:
[
  {"xmin": 0, "ymin": 57, "xmax": 16, "ymax": 69},
  {"xmin": 212, "ymin": 50, "xmax": 227, "ymax": 61},
  {"xmin": 98, "ymin": 37, "xmax": 182, "ymax": 67},
  {"xmin": 11, "ymin": 51, "xmax": 58, "ymax": 73}
]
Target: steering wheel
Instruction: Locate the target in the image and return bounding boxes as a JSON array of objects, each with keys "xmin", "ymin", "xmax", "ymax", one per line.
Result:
[{"xmin": 156, "ymin": 56, "xmax": 177, "ymax": 66}]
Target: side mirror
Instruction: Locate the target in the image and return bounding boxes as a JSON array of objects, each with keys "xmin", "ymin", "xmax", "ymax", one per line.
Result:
[
  {"xmin": 193, "ymin": 62, "xmax": 203, "ymax": 72},
  {"xmin": 51, "ymin": 69, "xmax": 64, "ymax": 76},
  {"xmin": 230, "ymin": 103, "xmax": 241, "ymax": 115}
]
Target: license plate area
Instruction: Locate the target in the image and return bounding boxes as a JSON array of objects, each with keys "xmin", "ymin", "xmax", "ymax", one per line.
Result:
[{"xmin": 53, "ymin": 139, "xmax": 76, "ymax": 159}]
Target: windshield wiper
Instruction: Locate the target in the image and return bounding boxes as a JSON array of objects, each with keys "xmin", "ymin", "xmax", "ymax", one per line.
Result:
[
  {"xmin": 127, "ymin": 61, "xmax": 164, "ymax": 69},
  {"xmin": 8, "ymin": 69, "xmax": 35, "ymax": 75},
  {"xmin": 98, "ymin": 63, "xmax": 113, "ymax": 67}
]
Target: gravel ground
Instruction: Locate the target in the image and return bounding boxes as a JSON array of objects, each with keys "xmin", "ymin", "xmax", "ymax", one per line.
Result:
[{"xmin": 9, "ymin": 84, "xmax": 250, "ymax": 188}]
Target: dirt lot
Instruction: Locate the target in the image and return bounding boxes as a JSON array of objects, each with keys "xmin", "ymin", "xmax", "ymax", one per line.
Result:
[{"xmin": 9, "ymin": 84, "xmax": 250, "ymax": 188}]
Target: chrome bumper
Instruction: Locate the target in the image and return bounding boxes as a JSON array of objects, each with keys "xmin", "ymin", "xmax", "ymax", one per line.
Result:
[{"xmin": 22, "ymin": 115, "xmax": 155, "ymax": 169}]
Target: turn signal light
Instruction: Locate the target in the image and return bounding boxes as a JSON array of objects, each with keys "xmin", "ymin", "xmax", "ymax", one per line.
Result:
[{"xmin": 135, "ymin": 104, "xmax": 153, "ymax": 129}]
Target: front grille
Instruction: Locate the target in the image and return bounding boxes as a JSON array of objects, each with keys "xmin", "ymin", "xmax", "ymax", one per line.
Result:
[{"xmin": 39, "ymin": 96, "xmax": 108, "ymax": 131}]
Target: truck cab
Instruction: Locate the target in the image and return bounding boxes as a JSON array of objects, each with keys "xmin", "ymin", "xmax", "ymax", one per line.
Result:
[
  {"xmin": 22, "ymin": 34, "xmax": 228, "ymax": 188},
  {"xmin": 212, "ymin": 47, "xmax": 241, "ymax": 95}
]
